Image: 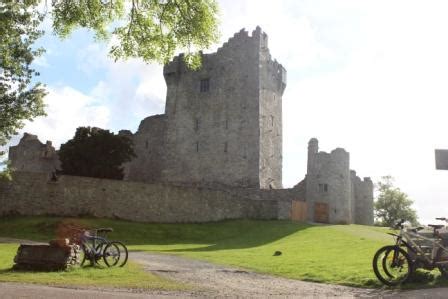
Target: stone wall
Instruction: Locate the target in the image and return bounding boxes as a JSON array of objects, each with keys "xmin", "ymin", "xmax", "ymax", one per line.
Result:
[{"xmin": 0, "ymin": 172, "xmax": 283, "ymax": 223}]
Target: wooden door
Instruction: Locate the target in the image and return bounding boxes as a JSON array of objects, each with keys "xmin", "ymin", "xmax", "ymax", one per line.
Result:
[
  {"xmin": 291, "ymin": 200, "xmax": 307, "ymax": 221},
  {"xmin": 314, "ymin": 202, "xmax": 329, "ymax": 223}
]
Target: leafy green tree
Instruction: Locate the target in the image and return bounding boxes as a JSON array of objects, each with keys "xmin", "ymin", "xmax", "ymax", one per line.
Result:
[
  {"xmin": 1, "ymin": 0, "xmax": 219, "ymax": 155},
  {"xmin": 374, "ymin": 176, "xmax": 418, "ymax": 227},
  {"xmin": 51, "ymin": 0, "xmax": 220, "ymax": 68},
  {"xmin": 0, "ymin": 0, "xmax": 47, "ymax": 154},
  {"xmin": 0, "ymin": 160, "xmax": 13, "ymax": 182},
  {"xmin": 59, "ymin": 127, "xmax": 136, "ymax": 180}
]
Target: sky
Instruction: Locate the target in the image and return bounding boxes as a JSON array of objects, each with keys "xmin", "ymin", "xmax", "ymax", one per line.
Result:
[{"xmin": 4, "ymin": 0, "xmax": 448, "ymax": 224}]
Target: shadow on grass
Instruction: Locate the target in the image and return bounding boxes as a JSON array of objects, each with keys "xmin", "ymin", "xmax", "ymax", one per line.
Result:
[
  {"xmin": 403, "ymin": 270, "xmax": 448, "ymax": 289},
  {"xmin": 160, "ymin": 221, "xmax": 313, "ymax": 252},
  {"xmin": 0, "ymin": 216, "xmax": 312, "ymax": 251}
]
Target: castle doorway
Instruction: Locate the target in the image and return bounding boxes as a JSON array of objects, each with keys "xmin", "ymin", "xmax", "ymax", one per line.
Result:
[
  {"xmin": 291, "ymin": 200, "xmax": 307, "ymax": 221},
  {"xmin": 314, "ymin": 202, "xmax": 329, "ymax": 223}
]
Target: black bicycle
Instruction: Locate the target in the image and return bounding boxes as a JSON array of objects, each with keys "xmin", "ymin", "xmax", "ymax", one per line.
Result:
[
  {"xmin": 373, "ymin": 218, "xmax": 448, "ymax": 286},
  {"xmin": 71, "ymin": 227, "xmax": 128, "ymax": 267}
]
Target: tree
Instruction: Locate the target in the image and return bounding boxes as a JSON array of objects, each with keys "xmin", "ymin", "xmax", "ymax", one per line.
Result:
[
  {"xmin": 1, "ymin": 0, "xmax": 219, "ymax": 154},
  {"xmin": 0, "ymin": 0, "xmax": 47, "ymax": 153},
  {"xmin": 374, "ymin": 176, "xmax": 418, "ymax": 227},
  {"xmin": 52, "ymin": 0, "xmax": 220, "ymax": 68},
  {"xmin": 59, "ymin": 127, "xmax": 136, "ymax": 179},
  {"xmin": 0, "ymin": 160, "xmax": 13, "ymax": 182}
]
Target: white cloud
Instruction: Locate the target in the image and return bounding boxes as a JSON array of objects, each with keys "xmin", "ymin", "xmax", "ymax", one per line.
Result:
[
  {"xmin": 75, "ymin": 41, "xmax": 166, "ymax": 131},
  {"xmin": 8, "ymin": 86, "xmax": 110, "ymax": 149}
]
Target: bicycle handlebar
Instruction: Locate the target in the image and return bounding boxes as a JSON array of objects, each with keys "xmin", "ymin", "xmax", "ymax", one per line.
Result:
[{"xmin": 393, "ymin": 219, "xmax": 406, "ymax": 229}]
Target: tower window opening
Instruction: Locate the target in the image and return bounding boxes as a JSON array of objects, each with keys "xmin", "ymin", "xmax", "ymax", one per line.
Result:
[
  {"xmin": 196, "ymin": 141, "xmax": 199, "ymax": 152},
  {"xmin": 195, "ymin": 118, "xmax": 200, "ymax": 131},
  {"xmin": 224, "ymin": 142, "xmax": 228, "ymax": 153},
  {"xmin": 318, "ymin": 183, "xmax": 328, "ymax": 193},
  {"xmin": 145, "ymin": 140, "xmax": 148, "ymax": 149},
  {"xmin": 200, "ymin": 78, "xmax": 210, "ymax": 92}
]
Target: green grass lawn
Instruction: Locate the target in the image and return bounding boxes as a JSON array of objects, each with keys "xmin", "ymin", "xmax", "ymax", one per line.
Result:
[
  {"xmin": 0, "ymin": 242, "xmax": 181, "ymax": 290},
  {"xmin": 0, "ymin": 216, "xmax": 446, "ymax": 289}
]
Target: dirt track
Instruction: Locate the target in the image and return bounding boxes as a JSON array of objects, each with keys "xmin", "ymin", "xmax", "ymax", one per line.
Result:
[{"xmin": 1, "ymin": 250, "xmax": 448, "ymax": 298}]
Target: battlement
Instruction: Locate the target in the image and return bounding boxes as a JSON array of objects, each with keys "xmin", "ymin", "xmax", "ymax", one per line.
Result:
[
  {"xmin": 164, "ymin": 26, "xmax": 286, "ymax": 90},
  {"xmin": 216, "ymin": 26, "xmax": 267, "ymax": 53}
]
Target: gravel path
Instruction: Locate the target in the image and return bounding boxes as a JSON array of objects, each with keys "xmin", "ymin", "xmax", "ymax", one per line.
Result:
[
  {"xmin": 131, "ymin": 251, "xmax": 448, "ymax": 298},
  {"xmin": 2, "ymin": 249, "xmax": 448, "ymax": 298}
]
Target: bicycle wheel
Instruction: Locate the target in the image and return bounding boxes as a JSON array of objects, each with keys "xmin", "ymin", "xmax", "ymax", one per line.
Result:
[
  {"xmin": 79, "ymin": 244, "xmax": 94, "ymax": 267},
  {"xmin": 373, "ymin": 245, "xmax": 412, "ymax": 286},
  {"xmin": 103, "ymin": 242, "xmax": 121, "ymax": 267},
  {"xmin": 103, "ymin": 241, "xmax": 128, "ymax": 267},
  {"xmin": 94, "ymin": 242, "xmax": 109, "ymax": 266}
]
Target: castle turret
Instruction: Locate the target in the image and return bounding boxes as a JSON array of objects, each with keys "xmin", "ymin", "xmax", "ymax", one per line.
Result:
[
  {"xmin": 307, "ymin": 138, "xmax": 319, "ymax": 173},
  {"xmin": 305, "ymin": 140, "xmax": 352, "ymax": 224}
]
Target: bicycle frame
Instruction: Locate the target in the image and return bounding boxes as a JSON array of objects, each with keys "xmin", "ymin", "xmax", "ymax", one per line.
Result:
[
  {"xmin": 80, "ymin": 232, "xmax": 108, "ymax": 258},
  {"xmin": 391, "ymin": 228, "xmax": 448, "ymax": 267}
]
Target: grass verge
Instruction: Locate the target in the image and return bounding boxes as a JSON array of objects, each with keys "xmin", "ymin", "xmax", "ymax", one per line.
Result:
[{"xmin": 0, "ymin": 216, "xmax": 447, "ymax": 289}]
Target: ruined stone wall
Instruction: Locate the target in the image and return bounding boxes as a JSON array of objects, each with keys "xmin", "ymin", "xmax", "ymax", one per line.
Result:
[
  {"xmin": 161, "ymin": 27, "xmax": 285, "ymax": 189},
  {"xmin": 0, "ymin": 172, "xmax": 281, "ymax": 222},
  {"xmin": 9, "ymin": 134, "xmax": 60, "ymax": 174},
  {"xmin": 123, "ymin": 115, "xmax": 167, "ymax": 183}
]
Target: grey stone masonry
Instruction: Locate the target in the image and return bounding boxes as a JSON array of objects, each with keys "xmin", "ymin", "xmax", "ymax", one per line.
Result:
[
  {"xmin": 123, "ymin": 115, "xmax": 167, "ymax": 183},
  {"xmin": 0, "ymin": 172, "xmax": 281, "ymax": 222},
  {"xmin": 304, "ymin": 138, "xmax": 374, "ymax": 225},
  {"xmin": 9, "ymin": 133, "xmax": 60, "ymax": 174},
  {"xmin": 160, "ymin": 27, "xmax": 286, "ymax": 189}
]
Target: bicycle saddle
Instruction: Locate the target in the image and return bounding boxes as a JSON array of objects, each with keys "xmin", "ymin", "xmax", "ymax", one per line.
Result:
[
  {"xmin": 428, "ymin": 224, "xmax": 444, "ymax": 230},
  {"xmin": 97, "ymin": 228, "xmax": 114, "ymax": 233}
]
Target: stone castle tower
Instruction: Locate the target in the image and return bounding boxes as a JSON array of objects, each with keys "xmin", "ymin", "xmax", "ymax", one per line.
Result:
[
  {"xmin": 126, "ymin": 27, "xmax": 286, "ymax": 189},
  {"xmin": 305, "ymin": 138, "xmax": 373, "ymax": 225}
]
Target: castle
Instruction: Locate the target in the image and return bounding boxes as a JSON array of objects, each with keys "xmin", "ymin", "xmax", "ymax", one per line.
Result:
[{"xmin": 6, "ymin": 27, "xmax": 374, "ymax": 225}]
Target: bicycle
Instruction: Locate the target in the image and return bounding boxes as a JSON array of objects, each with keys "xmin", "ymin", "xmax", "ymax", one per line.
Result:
[
  {"xmin": 70, "ymin": 227, "xmax": 128, "ymax": 267},
  {"xmin": 372, "ymin": 218, "xmax": 448, "ymax": 286}
]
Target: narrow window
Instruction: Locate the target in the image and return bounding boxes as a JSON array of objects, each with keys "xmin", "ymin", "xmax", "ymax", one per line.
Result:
[
  {"xmin": 196, "ymin": 141, "xmax": 199, "ymax": 152},
  {"xmin": 224, "ymin": 142, "xmax": 228, "ymax": 153},
  {"xmin": 145, "ymin": 140, "xmax": 148, "ymax": 149},
  {"xmin": 270, "ymin": 115, "xmax": 274, "ymax": 127},
  {"xmin": 225, "ymin": 119, "xmax": 228, "ymax": 129},
  {"xmin": 195, "ymin": 118, "xmax": 200, "ymax": 131},
  {"xmin": 200, "ymin": 79, "xmax": 210, "ymax": 92}
]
